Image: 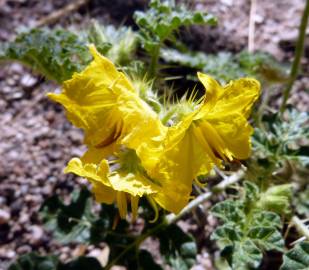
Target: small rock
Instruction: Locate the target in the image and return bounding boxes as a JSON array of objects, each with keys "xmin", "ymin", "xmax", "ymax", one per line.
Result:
[
  {"xmin": 16, "ymin": 245, "xmax": 32, "ymax": 254},
  {"xmin": 0, "ymin": 209, "xmax": 10, "ymax": 224},
  {"xmin": 9, "ymin": 63, "xmax": 23, "ymax": 74},
  {"xmin": 88, "ymin": 247, "xmax": 110, "ymax": 267},
  {"xmin": 6, "ymin": 78, "xmax": 16, "ymax": 86},
  {"xmin": 20, "ymin": 74, "xmax": 37, "ymax": 88},
  {"xmin": 29, "ymin": 225, "xmax": 44, "ymax": 245},
  {"xmin": 5, "ymin": 250, "xmax": 16, "ymax": 259}
]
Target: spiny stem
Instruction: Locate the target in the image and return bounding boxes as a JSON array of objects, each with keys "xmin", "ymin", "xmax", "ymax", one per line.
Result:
[
  {"xmin": 280, "ymin": 0, "xmax": 309, "ymax": 113},
  {"xmin": 148, "ymin": 45, "xmax": 161, "ymax": 79}
]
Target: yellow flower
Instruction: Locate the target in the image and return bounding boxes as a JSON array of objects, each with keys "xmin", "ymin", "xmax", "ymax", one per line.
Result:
[
  {"xmin": 64, "ymin": 146, "xmax": 183, "ymax": 220},
  {"xmin": 48, "ymin": 43, "xmax": 260, "ymax": 219},
  {"xmin": 193, "ymin": 72, "xmax": 260, "ymax": 162},
  {"xmin": 47, "ymin": 45, "xmax": 162, "ymax": 149},
  {"xmin": 47, "ymin": 45, "xmax": 171, "ymax": 218},
  {"xmin": 128, "ymin": 72, "xmax": 260, "ymax": 202}
]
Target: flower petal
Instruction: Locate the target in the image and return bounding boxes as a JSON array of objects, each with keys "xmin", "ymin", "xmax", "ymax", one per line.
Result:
[
  {"xmin": 197, "ymin": 73, "xmax": 260, "ymax": 119},
  {"xmin": 145, "ymin": 115, "xmax": 214, "ymax": 213},
  {"xmin": 64, "ymin": 157, "xmax": 115, "ymax": 204},
  {"xmin": 47, "ymin": 45, "xmax": 134, "ymax": 147},
  {"xmin": 205, "ymin": 113, "xmax": 254, "ymax": 159},
  {"xmin": 108, "ymin": 172, "xmax": 158, "ymax": 197}
]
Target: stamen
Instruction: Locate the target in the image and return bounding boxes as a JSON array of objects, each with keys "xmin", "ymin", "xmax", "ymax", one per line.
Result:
[
  {"xmin": 130, "ymin": 195, "xmax": 139, "ymax": 222},
  {"xmin": 117, "ymin": 191, "xmax": 128, "ymax": 219},
  {"xmin": 147, "ymin": 196, "xmax": 159, "ymax": 223}
]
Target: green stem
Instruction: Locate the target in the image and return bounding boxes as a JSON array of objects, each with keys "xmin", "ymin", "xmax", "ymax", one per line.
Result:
[
  {"xmin": 148, "ymin": 44, "xmax": 161, "ymax": 79},
  {"xmin": 280, "ymin": 0, "xmax": 309, "ymax": 113}
]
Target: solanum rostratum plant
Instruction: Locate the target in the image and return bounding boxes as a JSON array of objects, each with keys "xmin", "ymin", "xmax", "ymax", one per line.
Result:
[
  {"xmin": 48, "ymin": 45, "xmax": 260, "ymax": 220},
  {"xmin": 2, "ymin": 0, "xmax": 309, "ymax": 269}
]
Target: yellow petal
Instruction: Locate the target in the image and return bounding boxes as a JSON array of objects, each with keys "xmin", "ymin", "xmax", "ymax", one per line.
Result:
[
  {"xmin": 47, "ymin": 45, "xmax": 135, "ymax": 147},
  {"xmin": 145, "ymin": 115, "xmax": 214, "ymax": 214},
  {"xmin": 81, "ymin": 143, "xmax": 117, "ymax": 164},
  {"xmin": 197, "ymin": 72, "xmax": 221, "ymax": 111},
  {"xmin": 205, "ymin": 113, "xmax": 254, "ymax": 159},
  {"xmin": 91, "ymin": 181, "xmax": 116, "ymax": 204},
  {"xmin": 197, "ymin": 73, "xmax": 260, "ymax": 119},
  {"xmin": 64, "ymin": 157, "xmax": 116, "ymax": 204},
  {"xmin": 64, "ymin": 158, "xmax": 109, "ymax": 184},
  {"xmin": 108, "ymin": 172, "xmax": 158, "ymax": 197}
]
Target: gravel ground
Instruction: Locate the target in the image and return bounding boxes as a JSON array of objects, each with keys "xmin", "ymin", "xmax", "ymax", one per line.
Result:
[{"xmin": 0, "ymin": 0, "xmax": 308, "ymax": 269}]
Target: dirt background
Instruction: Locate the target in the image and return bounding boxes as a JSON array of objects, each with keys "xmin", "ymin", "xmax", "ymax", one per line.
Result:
[{"xmin": 0, "ymin": 0, "xmax": 308, "ymax": 269}]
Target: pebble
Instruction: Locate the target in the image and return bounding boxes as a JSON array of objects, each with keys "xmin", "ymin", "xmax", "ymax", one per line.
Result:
[
  {"xmin": 20, "ymin": 74, "xmax": 37, "ymax": 88},
  {"xmin": 28, "ymin": 225, "xmax": 44, "ymax": 245},
  {"xmin": 0, "ymin": 209, "xmax": 10, "ymax": 224}
]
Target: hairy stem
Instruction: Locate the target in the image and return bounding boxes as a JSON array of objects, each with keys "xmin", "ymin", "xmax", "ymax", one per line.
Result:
[
  {"xmin": 148, "ymin": 45, "xmax": 161, "ymax": 79},
  {"xmin": 280, "ymin": 0, "xmax": 309, "ymax": 113}
]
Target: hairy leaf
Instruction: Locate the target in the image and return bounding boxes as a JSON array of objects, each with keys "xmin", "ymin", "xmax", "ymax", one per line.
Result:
[
  {"xmin": 161, "ymin": 48, "xmax": 288, "ymax": 84},
  {"xmin": 0, "ymin": 28, "xmax": 91, "ymax": 83},
  {"xmin": 280, "ymin": 242, "xmax": 309, "ymax": 270},
  {"xmin": 87, "ymin": 21, "xmax": 137, "ymax": 65},
  {"xmin": 40, "ymin": 187, "xmax": 94, "ymax": 244},
  {"xmin": 211, "ymin": 182, "xmax": 285, "ymax": 270},
  {"xmin": 156, "ymin": 224, "xmax": 197, "ymax": 270},
  {"xmin": 134, "ymin": 0, "xmax": 216, "ymax": 54}
]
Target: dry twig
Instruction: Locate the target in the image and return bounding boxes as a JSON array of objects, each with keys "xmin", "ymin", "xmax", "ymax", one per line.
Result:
[{"xmin": 35, "ymin": 0, "xmax": 89, "ymax": 27}]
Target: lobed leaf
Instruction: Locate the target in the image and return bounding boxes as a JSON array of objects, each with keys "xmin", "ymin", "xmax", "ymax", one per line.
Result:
[
  {"xmin": 0, "ymin": 28, "xmax": 92, "ymax": 83},
  {"xmin": 280, "ymin": 242, "xmax": 309, "ymax": 270}
]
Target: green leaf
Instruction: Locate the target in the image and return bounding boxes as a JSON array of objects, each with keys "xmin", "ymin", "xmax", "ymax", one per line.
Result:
[
  {"xmin": 211, "ymin": 200, "xmax": 245, "ymax": 224},
  {"xmin": 87, "ymin": 21, "xmax": 138, "ymax": 66},
  {"xmin": 247, "ymin": 227, "xmax": 284, "ymax": 252},
  {"xmin": 251, "ymin": 110, "xmax": 309, "ymax": 174},
  {"xmin": 160, "ymin": 48, "xmax": 288, "ymax": 84},
  {"xmin": 0, "ymin": 28, "xmax": 91, "ymax": 83},
  {"xmin": 40, "ymin": 187, "xmax": 94, "ymax": 244},
  {"xmin": 156, "ymin": 224, "xmax": 197, "ymax": 270},
  {"xmin": 211, "ymin": 182, "xmax": 285, "ymax": 270},
  {"xmin": 8, "ymin": 253, "xmax": 58, "ymax": 270},
  {"xmin": 223, "ymin": 240, "xmax": 262, "ymax": 270},
  {"xmin": 134, "ymin": 0, "xmax": 216, "ymax": 54},
  {"xmin": 280, "ymin": 242, "xmax": 309, "ymax": 270},
  {"xmin": 251, "ymin": 210, "xmax": 282, "ymax": 229},
  {"xmin": 139, "ymin": 250, "xmax": 164, "ymax": 270},
  {"xmin": 211, "ymin": 225, "xmax": 243, "ymax": 248},
  {"xmin": 295, "ymin": 188, "xmax": 309, "ymax": 216}
]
